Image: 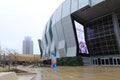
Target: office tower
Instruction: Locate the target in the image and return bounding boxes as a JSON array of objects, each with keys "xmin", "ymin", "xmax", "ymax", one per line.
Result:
[{"xmin": 23, "ymin": 36, "xmax": 33, "ymax": 54}]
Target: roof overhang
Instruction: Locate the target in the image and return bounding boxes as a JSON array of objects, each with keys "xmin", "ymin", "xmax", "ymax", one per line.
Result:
[{"xmin": 72, "ymin": 0, "xmax": 120, "ymax": 24}]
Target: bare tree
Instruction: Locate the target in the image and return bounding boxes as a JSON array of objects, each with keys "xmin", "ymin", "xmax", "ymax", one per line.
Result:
[
  {"xmin": 0, "ymin": 49, "xmax": 5, "ymax": 68},
  {"xmin": 5, "ymin": 48, "xmax": 18, "ymax": 69}
]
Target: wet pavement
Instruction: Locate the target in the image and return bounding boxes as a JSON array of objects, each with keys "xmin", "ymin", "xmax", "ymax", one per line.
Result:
[
  {"xmin": 41, "ymin": 66, "xmax": 120, "ymax": 80},
  {"xmin": 34, "ymin": 69, "xmax": 41, "ymax": 80},
  {"xmin": 18, "ymin": 74, "xmax": 35, "ymax": 80},
  {"xmin": 16, "ymin": 66, "xmax": 35, "ymax": 80},
  {"xmin": 17, "ymin": 66, "xmax": 120, "ymax": 80}
]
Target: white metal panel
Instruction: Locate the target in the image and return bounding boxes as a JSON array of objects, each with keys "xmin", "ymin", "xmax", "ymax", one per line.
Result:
[
  {"xmin": 67, "ymin": 47, "xmax": 76, "ymax": 57},
  {"xmin": 46, "ymin": 32, "xmax": 51, "ymax": 49},
  {"xmin": 56, "ymin": 51, "xmax": 60, "ymax": 58},
  {"xmin": 71, "ymin": 0, "xmax": 79, "ymax": 13},
  {"xmin": 62, "ymin": 0, "xmax": 71, "ymax": 18},
  {"xmin": 51, "ymin": 11, "xmax": 57, "ymax": 27},
  {"xmin": 58, "ymin": 48, "xmax": 66, "ymax": 57},
  {"xmin": 56, "ymin": 5, "xmax": 62, "ymax": 23},
  {"xmin": 90, "ymin": 0, "xmax": 105, "ymax": 6},
  {"xmin": 50, "ymin": 40, "xmax": 54, "ymax": 53},
  {"xmin": 62, "ymin": 15, "xmax": 76, "ymax": 47},
  {"xmin": 52, "ymin": 26, "xmax": 59, "ymax": 50},
  {"xmin": 55, "ymin": 21, "xmax": 65, "ymax": 41},
  {"xmin": 42, "ymin": 37, "xmax": 47, "ymax": 50},
  {"xmin": 46, "ymin": 20, "xmax": 50, "ymax": 33},
  {"xmin": 79, "ymin": 0, "xmax": 90, "ymax": 9},
  {"xmin": 58, "ymin": 40, "xmax": 66, "ymax": 57},
  {"xmin": 58, "ymin": 40, "xmax": 65, "ymax": 49}
]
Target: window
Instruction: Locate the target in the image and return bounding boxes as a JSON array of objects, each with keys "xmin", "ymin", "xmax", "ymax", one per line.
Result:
[
  {"xmin": 49, "ymin": 20, "xmax": 53, "ymax": 42},
  {"xmin": 45, "ymin": 34, "xmax": 48, "ymax": 45},
  {"xmin": 85, "ymin": 14, "xmax": 119, "ymax": 56}
]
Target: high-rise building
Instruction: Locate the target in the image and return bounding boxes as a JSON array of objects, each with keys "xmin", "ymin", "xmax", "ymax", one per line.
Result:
[{"xmin": 23, "ymin": 36, "xmax": 33, "ymax": 54}]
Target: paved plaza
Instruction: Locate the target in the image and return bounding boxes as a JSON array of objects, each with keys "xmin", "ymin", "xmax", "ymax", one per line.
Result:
[
  {"xmin": 41, "ymin": 66, "xmax": 120, "ymax": 80},
  {"xmin": 1, "ymin": 66, "xmax": 120, "ymax": 80}
]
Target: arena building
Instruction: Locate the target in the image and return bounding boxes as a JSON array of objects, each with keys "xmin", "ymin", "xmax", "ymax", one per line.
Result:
[{"xmin": 40, "ymin": 0, "xmax": 120, "ymax": 65}]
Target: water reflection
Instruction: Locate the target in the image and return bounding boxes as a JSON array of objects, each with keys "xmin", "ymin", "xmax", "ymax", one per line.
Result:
[{"xmin": 41, "ymin": 66, "xmax": 120, "ymax": 80}]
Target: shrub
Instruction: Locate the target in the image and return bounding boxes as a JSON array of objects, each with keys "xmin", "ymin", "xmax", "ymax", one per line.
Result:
[{"xmin": 57, "ymin": 56, "xmax": 83, "ymax": 66}]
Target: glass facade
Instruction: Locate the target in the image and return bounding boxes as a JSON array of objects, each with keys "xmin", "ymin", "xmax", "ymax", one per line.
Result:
[
  {"xmin": 49, "ymin": 20, "xmax": 53, "ymax": 42},
  {"xmin": 117, "ymin": 12, "xmax": 120, "ymax": 27},
  {"xmin": 45, "ymin": 34, "xmax": 48, "ymax": 45},
  {"xmin": 85, "ymin": 14, "xmax": 119, "ymax": 56}
]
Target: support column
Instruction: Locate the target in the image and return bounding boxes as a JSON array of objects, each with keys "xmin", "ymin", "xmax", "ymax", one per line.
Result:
[{"xmin": 112, "ymin": 13, "xmax": 120, "ymax": 53}]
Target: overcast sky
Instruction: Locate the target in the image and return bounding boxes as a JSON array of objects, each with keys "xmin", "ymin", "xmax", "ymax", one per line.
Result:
[{"xmin": 0, "ymin": 0, "xmax": 65, "ymax": 54}]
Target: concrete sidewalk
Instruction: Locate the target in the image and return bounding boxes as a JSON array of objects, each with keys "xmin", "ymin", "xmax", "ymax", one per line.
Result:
[
  {"xmin": 0, "ymin": 72, "xmax": 17, "ymax": 80},
  {"xmin": 18, "ymin": 74, "xmax": 35, "ymax": 80},
  {"xmin": 17, "ymin": 66, "xmax": 41, "ymax": 80}
]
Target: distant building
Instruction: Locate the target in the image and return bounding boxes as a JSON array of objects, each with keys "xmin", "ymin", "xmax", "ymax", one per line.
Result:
[
  {"xmin": 7, "ymin": 54, "xmax": 41, "ymax": 62},
  {"xmin": 38, "ymin": 39, "xmax": 43, "ymax": 57},
  {"xmin": 23, "ymin": 36, "xmax": 33, "ymax": 54}
]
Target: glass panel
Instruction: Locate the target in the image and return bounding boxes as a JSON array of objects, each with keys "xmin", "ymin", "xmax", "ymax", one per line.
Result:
[
  {"xmin": 49, "ymin": 20, "xmax": 53, "ymax": 42},
  {"xmin": 85, "ymin": 14, "xmax": 119, "ymax": 56}
]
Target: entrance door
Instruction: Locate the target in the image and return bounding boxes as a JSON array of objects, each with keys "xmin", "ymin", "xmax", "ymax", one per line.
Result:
[
  {"xmin": 105, "ymin": 59, "xmax": 109, "ymax": 65},
  {"xmin": 117, "ymin": 59, "xmax": 120, "ymax": 65},
  {"xmin": 109, "ymin": 58, "xmax": 113, "ymax": 65},
  {"xmin": 101, "ymin": 59, "xmax": 104, "ymax": 65},
  {"xmin": 113, "ymin": 59, "xmax": 117, "ymax": 65},
  {"xmin": 98, "ymin": 58, "xmax": 101, "ymax": 65}
]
